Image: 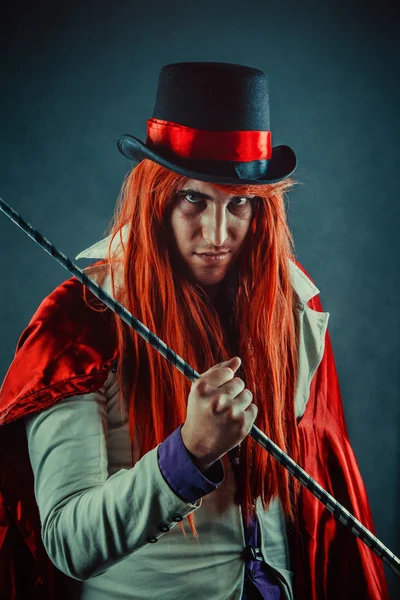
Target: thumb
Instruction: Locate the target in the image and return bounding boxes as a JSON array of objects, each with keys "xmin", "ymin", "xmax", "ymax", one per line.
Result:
[
  {"xmin": 202, "ymin": 356, "xmax": 242, "ymax": 377},
  {"xmin": 218, "ymin": 356, "xmax": 242, "ymax": 372}
]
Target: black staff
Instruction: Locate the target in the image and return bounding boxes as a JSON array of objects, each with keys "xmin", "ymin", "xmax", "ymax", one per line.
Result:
[{"xmin": 1, "ymin": 195, "xmax": 399, "ymax": 578}]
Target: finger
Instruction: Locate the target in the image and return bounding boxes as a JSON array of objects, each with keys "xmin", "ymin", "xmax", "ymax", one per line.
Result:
[
  {"xmin": 218, "ymin": 377, "xmax": 246, "ymax": 401},
  {"xmin": 205, "ymin": 356, "xmax": 241, "ymax": 373},
  {"xmin": 228, "ymin": 388, "xmax": 253, "ymax": 418},
  {"xmin": 244, "ymin": 402, "xmax": 258, "ymax": 428},
  {"xmin": 205, "ymin": 366, "xmax": 239, "ymax": 388},
  {"xmin": 198, "ymin": 357, "xmax": 242, "ymax": 393},
  {"xmin": 215, "ymin": 386, "xmax": 251, "ymax": 415}
]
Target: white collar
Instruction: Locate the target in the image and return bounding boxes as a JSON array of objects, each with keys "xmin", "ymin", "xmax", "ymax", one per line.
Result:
[{"xmin": 76, "ymin": 226, "xmax": 321, "ymax": 305}]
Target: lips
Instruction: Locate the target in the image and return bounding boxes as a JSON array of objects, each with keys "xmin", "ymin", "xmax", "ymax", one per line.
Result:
[
  {"xmin": 194, "ymin": 252, "xmax": 231, "ymax": 264},
  {"xmin": 195, "ymin": 252, "xmax": 230, "ymax": 256}
]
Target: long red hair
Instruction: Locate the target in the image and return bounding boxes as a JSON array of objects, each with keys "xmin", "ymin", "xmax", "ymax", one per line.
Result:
[{"xmin": 107, "ymin": 159, "xmax": 301, "ymax": 538}]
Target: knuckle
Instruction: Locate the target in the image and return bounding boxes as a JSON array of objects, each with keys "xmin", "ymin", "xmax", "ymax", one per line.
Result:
[
  {"xmin": 194, "ymin": 378, "xmax": 203, "ymax": 391},
  {"xmin": 225, "ymin": 377, "xmax": 243, "ymax": 397},
  {"xmin": 230, "ymin": 407, "xmax": 245, "ymax": 423},
  {"xmin": 222, "ymin": 366, "xmax": 234, "ymax": 377},
  {"xmin": 213, "ymin": 398, "xmax": 224, "ymax": 413},
  {"xmin": 223, "ymin": 383, "xmax": 234, "ymax": 397},
  {"xmin": 196, "ymin": 379, "xmax": 210, "ymax": 396},
  {"xmin": 214, "ymin": 390, "xmax": 225, "ymax": 404}
]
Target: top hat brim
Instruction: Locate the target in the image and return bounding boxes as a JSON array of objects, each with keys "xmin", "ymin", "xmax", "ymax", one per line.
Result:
[{"xmin": 117, "ymin": 134, "xmax": 297, "ymax": 185}]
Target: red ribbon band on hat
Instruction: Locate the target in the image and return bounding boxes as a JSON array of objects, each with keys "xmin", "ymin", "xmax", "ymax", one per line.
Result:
[{"xmin": 146, "ymin": 118, "xmax": 272, "ymax": 162}]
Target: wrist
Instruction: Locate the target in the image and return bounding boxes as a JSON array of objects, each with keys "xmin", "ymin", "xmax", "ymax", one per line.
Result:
[
  {"xmin": 185, "ymin": 448, "xmax": 214, "ymax": 474},
  {"xmin": 180, "ymin": 425, "xmax": 216, "ymax": 473}
]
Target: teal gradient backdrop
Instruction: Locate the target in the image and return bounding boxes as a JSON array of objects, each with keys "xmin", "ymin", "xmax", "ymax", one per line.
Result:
[{"xmin": 1, "ymin": 0, "xmax": 399, "ymax": 596}]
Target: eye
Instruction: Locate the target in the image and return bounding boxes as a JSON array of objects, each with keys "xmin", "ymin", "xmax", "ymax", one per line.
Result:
[
  {"xmin": 179, "ymin": 192, "xmax": 250, "ymax": 207},
  {"xmin": 230, "ymin": 197, "xmax": 249, "ymax": 206},
  {"xmin": 183, "ymin": 193, "xmax": 203, "ymax": 204}
]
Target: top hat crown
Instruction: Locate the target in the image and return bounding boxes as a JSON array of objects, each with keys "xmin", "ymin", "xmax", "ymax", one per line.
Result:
[{"xmin": 117, "ymin": 62, "xmax": 296, "ymax": 184}]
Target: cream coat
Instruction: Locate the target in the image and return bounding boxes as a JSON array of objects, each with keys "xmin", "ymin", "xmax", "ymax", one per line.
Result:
[{"xmin": 23, "ymin": 235, "xmax": 329, "ymax": 600}]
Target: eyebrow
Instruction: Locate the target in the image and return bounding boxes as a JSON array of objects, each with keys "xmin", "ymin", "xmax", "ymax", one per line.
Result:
[{"xmin": 178, "ymin": 188, "xmax": 251, "ymax": 200}]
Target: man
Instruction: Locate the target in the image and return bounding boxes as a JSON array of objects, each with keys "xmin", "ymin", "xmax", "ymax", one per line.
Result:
[{"xmin": 0, "ymin": 62, "xmax": 389, "ymax": 599}]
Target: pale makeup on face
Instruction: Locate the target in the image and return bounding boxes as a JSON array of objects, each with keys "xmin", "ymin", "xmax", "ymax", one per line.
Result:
[{"xmin": 167, "ymin": 179, "xmax": 256, "ymax": 299}]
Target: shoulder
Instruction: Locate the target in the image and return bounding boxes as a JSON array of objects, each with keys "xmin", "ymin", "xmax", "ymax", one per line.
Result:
[
  {"xmin": 288, "ymin": 257, "xmax": 324, "ymax": 313},
  {"xmin": 0, "ymin": 264, "xmax": 118, "ymax": 426},
  {"xmin": 17, "ymin": 262, "xmax": 115, "ymax": 350}
]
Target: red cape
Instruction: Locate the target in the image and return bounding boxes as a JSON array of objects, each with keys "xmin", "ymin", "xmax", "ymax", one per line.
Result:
[{"xmin": 0, "ymin": 264, "xmax": 389, "ymax": 599}]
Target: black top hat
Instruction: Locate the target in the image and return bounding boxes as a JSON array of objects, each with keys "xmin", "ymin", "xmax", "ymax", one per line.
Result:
[{"xmin": 117, "ymin": 62, "xmax": 296, "ymax": 185}]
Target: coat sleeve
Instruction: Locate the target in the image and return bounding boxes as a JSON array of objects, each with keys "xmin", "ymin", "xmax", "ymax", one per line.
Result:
[
  {"xmin": 23, "ymin": 380, "xmax": 202, "ymax": 582},
  {"xmin": 290, "ymin": 292, "xmax": 389, "ymax": 600}
]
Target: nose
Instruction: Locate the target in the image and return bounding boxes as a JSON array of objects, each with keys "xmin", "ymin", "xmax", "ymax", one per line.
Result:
[{"xmin": 201, "ymin": 204, "xmax": 229, "ymax": 247}]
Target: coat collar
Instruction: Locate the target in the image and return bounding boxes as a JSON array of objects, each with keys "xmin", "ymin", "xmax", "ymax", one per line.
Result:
[{"xmin": 75, "ymin": 226, "xmax": 321, "ymax": 306}]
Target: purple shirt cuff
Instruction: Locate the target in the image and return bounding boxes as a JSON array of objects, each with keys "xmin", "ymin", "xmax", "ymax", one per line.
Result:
[{"xmin": 157, "ymin": 424, "xmax": 225, "ymax": 503}]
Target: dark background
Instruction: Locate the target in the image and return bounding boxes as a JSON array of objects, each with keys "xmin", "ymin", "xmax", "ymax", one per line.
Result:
[{"xmin": 1, "ymin": 0, "xmax": 399, "ymax": 597}]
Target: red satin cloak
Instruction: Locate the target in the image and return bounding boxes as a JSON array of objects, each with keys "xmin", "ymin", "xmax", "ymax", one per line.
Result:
[{"xmin": 0, "ymin": 263, "xmax": 389, "ymax": 599}]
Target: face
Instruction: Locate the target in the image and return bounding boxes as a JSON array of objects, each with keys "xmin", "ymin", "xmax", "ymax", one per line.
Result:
[{"xmin": 167, "ymin": 179, "xmax": 256, "ymax": 297}]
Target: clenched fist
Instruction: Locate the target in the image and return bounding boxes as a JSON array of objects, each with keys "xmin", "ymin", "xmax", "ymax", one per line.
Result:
[{"xmin": 181, "ymin": 356, "xmax": 258, "ymax": 472}]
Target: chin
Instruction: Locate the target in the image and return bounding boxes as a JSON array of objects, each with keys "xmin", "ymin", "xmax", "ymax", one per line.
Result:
[{"xmin": 197, "ymin": 276, "xmax": 227, "ymax": 289}]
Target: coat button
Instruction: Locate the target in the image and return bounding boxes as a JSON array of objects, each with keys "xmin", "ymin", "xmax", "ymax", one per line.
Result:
[
  {"xmin": 158, "ymin": 524, "xmax": 170, "ymax": 533},
  {"xmin": 147, "ymin": 536, "xmax": 158, "ymax": 543},
  {"xmin": 171, "ymin": 514, "xmax": 183, "ymax": 522},
  {"xmin": 111, "ymin": 361, "xmax": 118, "ymax": 373}
]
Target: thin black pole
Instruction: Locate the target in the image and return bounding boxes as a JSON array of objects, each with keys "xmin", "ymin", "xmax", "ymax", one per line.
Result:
[{"xmin": 1, "ymin": 196, "xmax": 399, "ymax": 578}]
